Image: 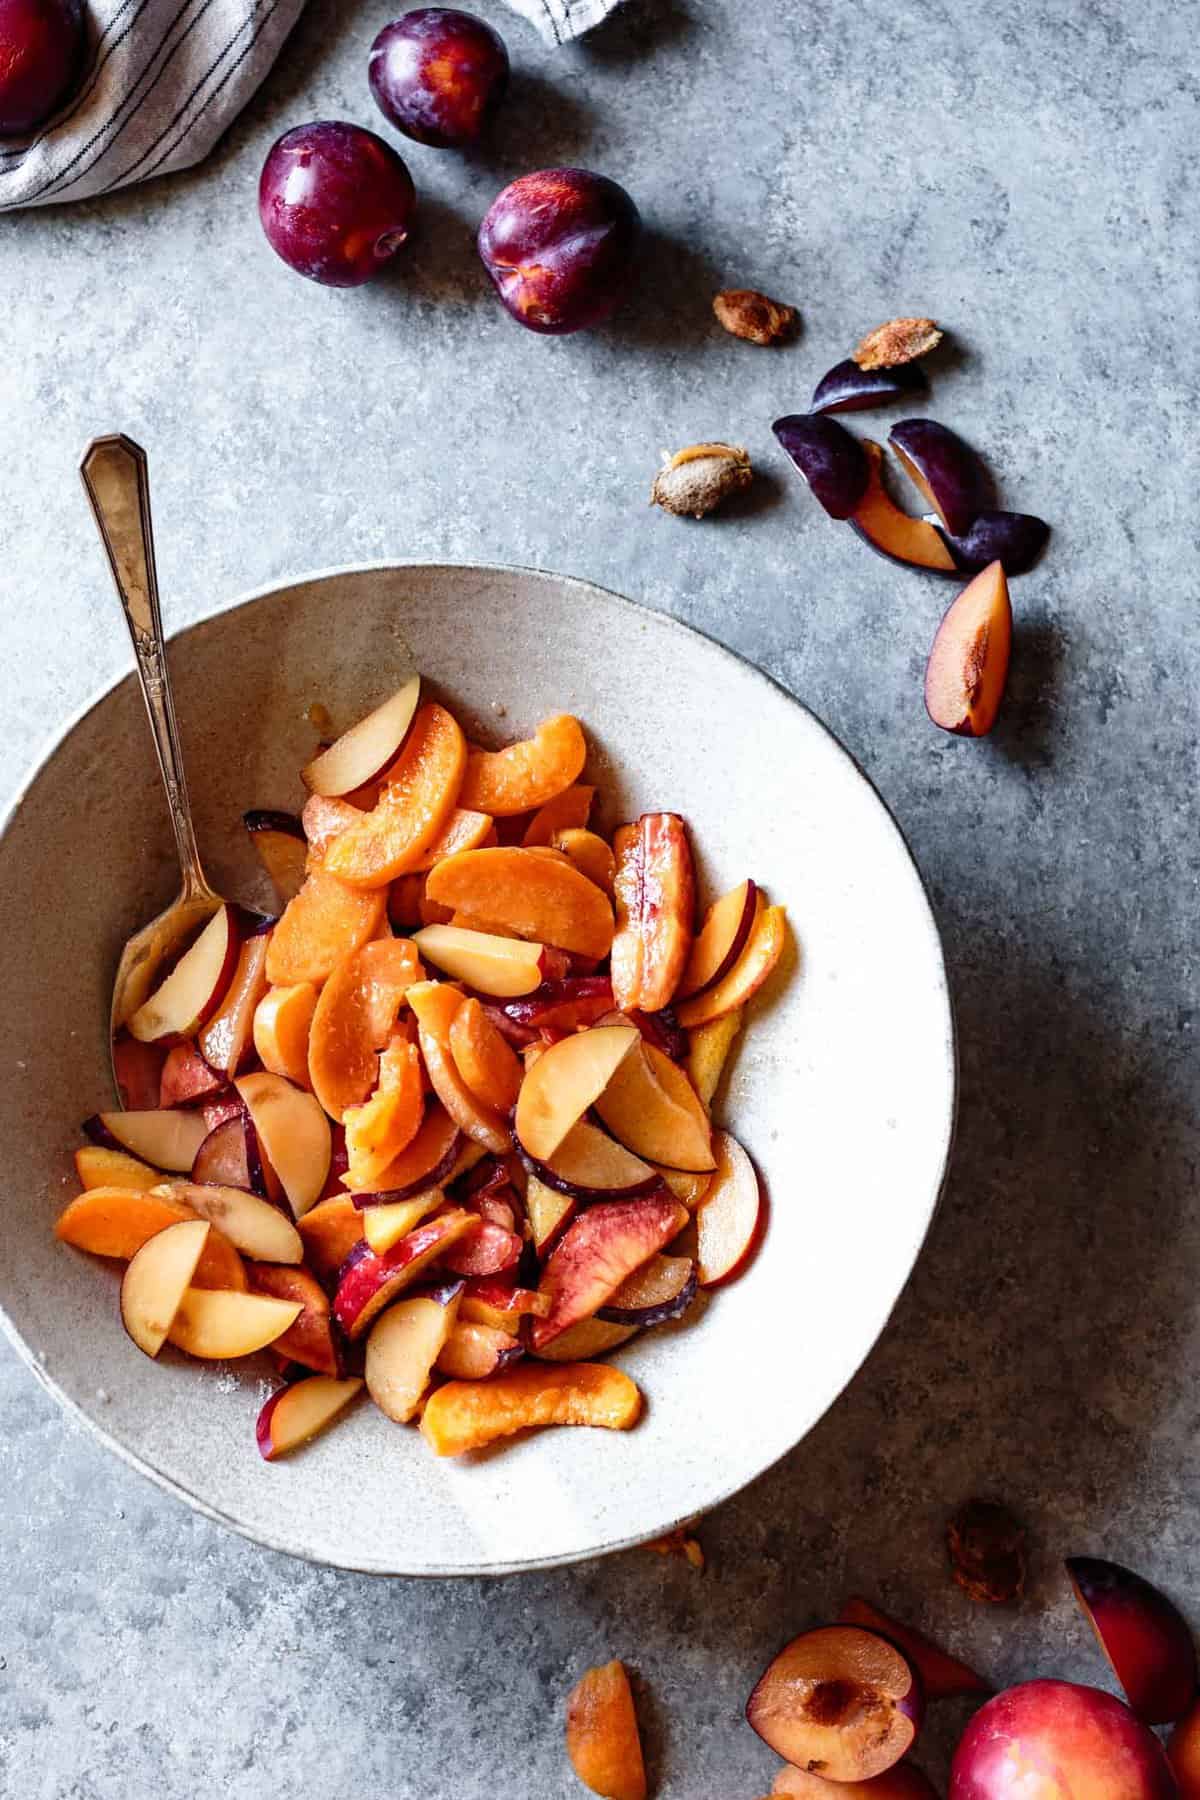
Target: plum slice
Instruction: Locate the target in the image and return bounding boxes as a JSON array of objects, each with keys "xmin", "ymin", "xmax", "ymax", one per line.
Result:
[
  {"xmin": 773, "ymin": 414, "xmax": 870, "ymax": 519},
  {"xmin": 889, "ymin": 419, "xmax": 988, "ymax": 536},
  {"xmin": 520, "ymin": 1119, "xmax": 660, "ymax": 1201},
  {"xmin": 1067, "ymin": 1556, "xmax": 1197, "ymax": 1726},
  {"xmin": 811, "ymin": 359, "xmax": 927, "ymax": 416},
  {"xmin": 925, "ymin": 560, "xmax": 1012, "ymax": 738},
  {"xmin": 566, "ymin": 1660, "xmax": 647, "ymax": 1800},
  {"xmin": 937, "ymin": 509, "xmax": 1050, "ymax": 576},
  {"xmin": 597, "ymin": 1253, "xmax": 697, "ymax": 1326},
  {"xmin": 528, "ymin": 1194, "xmax": 688, "ymax": 1350},
  {"xmin": 746, "ymin": 1625, "xmax": 924, "ymax": 1780}
]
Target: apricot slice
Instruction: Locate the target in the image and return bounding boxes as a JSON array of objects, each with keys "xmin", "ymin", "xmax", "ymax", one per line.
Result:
[
  {"xmin": 73, "ymin": 1144, "xmax": 161, "ymax": 1193},
  {"xmin": 296, "ymin": 1194, "xmax": 364, "ymax": 1278},
  {"xmin": 448, "ymin": 996, "xmax": 523, "ymax": 1113},
  {"xmin": 344, "ymin": 1035, "xmax": 425, "ymax": 1188},
  {"xmin": 522, "ymin": 781, "xmax": 594, "ymax": 845},
  {"xmin": 514, "ymin": 1024, "xmax": 640, "ymax": 1161},
  {"xmin": 675, "ymin": 904, "xmax": 788, "ymax": 1028},
  {"xmin": 420, "ymin": 1361, "xmax": 642, "ymax": 1455},
  {"xmin": 308, "ymin": 936, "xmax": 424, "ymax": 1122},
  {"xmin": 529, "ymin": 1194, "xmax": 688, "ymax": 1350},
  {"xmin": 593, "ymin": 1038, "xmax": 715, "ymax": 1173},
  {"xmin": 54, "ymin": 1187, "xmax": 247, "ymax": 1290},
  {"xmin": 407, "ymin": 981, "xmax": 511, "ymax": 1154},
  {"xmin": 426, "ymin": 846, "xmax": 615, "ymax": 959},
  {"xmin": 679, "ymin": 879, "xmax": 758, "ymax": 998},
  {"xmin": 324, "ymin": 703, "xmax": 468, "ymax": 887},
  {"xmin": 925, "ymin": 559, "xmax": 1012, "ymax": 736},
  {"xmin": 409, "ymin": 806, "xmax": 494, "ymax": 871},
  {"xmin": 552, "ymin": 828, "xmax": 616, "ymax": 894},
  {"xmin": 611, "ymin": 813, "xmax": 695, "ymax": 1013},
  {"xmin": 459, "ymin": 714, "xmax": 587, "ymax": 816},
  {"xmin": 686, "ymin": 1006, "xmax": 744, "ymax": 1108},
  {"xmin": 301, "ymin": 793, "xmax": 364, "ymax": 862},
  {"xmin": 566, "ymin": 1660, "xmax": 647, "ymax": 1800},
  {"xmin": 345, "ymin": 1101, "xmax": 459, "ymax": 1197},
  {"xmin": 839, "ymin": 1597, "xmax": 990, "ymax": 1702},
  {"xmin": 253, "ymin": 982, "xmax": 318, "ymax": 1088},
  {"xmin": 265, "ymin": 867, "xmax": 387, "ymax": 988}
]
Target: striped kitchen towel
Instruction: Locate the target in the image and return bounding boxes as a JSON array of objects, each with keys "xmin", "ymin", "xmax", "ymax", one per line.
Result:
[{"xmin": 0, "ymin": 0, "xmax": 624, "ymax": 212}]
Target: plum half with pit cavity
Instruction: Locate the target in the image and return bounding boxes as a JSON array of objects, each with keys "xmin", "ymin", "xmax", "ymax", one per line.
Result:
[
  {"xmin": 811, "ymin": 359, "xmax": 928, "ymax": 416},
  {"xmin": 746, "ymin": 1625, "xmax": 924, "ymax": 1780},
  {"xmin": 773, "ymin": 414, "xmax": 869, "ymax": 518},
  {"xmin": 889, "ymin": 418, "xmax": 988, "ymax": 537}
]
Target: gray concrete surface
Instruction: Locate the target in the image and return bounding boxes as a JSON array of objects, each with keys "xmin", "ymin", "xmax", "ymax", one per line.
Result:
[{"xmin": 2, "ymin": 0, "xmax": 1198, "ymax": 1793}]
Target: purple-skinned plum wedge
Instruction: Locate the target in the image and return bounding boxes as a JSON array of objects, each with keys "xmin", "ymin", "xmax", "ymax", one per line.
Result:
[
  {"xmin": 811, "ymin": 358, "xmax": 928, "ymax": 415},
  {"xmin": 1067, "ymin": 1556, "xmax": 1197, "ymax": 1726},
  {"xmin": 937, "ymin": 509, "xmax": 1050, "ymax": 575},
  {"xmin": 746, "ymin": 1625, "xmax": 924, "ymax": 1780},
  {"xmin": 773, "ymin": 413, "xmax": 869, "ymax": 518},
  {"xmin": 597, "ymin": 1253, "xmax": 697, "ymax": 1326},
  {"xmin": 889, "ymin": 419, "xmax": 989, "ymax": 537},
  {"xmin": 477, "ymin": 168, "xmax": 640, "ymax": 335}
]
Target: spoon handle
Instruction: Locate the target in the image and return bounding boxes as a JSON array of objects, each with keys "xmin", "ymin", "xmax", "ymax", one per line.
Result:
[{"xmin": 80, "ymin": 434, "xmax": 212, "ymax": 903}]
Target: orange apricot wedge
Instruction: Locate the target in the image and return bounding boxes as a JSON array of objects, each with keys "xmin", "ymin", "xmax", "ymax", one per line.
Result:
[
  {"xmin": 426, "ymin": 846, "xmax": 614, "ymax": 959},
  {"xmin": 343, "ymin": 1034, "xmax": 425, "ymax": 1188},
  {"xmin": 296, "ymin": 1194, "xmax": 364, "ymax": 1278},
  {"xmin": 448, "ymin": 995, "xmax": 523, "ymax": 1113},
  {"xmin": 344, "ymin": 1101, "xmax": 460, "ymax": 1197},
  {"xmin": 307, "ymin": 936, "xmax": 424, "ymax": 1122},
  {"xmin": 73, "ymin": 1144, "xmax": 162, "ymax": 1192},
  {"xmin": 675, "ymin": 903, "xmax": 788, "ymax": 1028},
  {"xmin": 552, "ymin": 827, "xmax": 616, "ymax": 895},
  {"xmin": 565, "ymin": 1660, "xmax": 648, "ymax": 1800},
  {"xmin": 323, "ymin": 703, "xmax": 467, "ymax": 888},
  {"xmin": 459, "ymin": 714, "xmax": 587, "ymax": 816},
  {"xmin": 408, "ymin": 806, "xmax": 494, "ymax": 871},
  {"xmin": 611, "ymin": 813, "xmax": 695, "ymax": 1013},
  {"xmin": 406, "ymin": 982, "xmax": 511, "ymax": 1154},
  {"xmin": 420, "ymin": 1361, "xmax": 642, "ymax": 1455},
  {"xmin": 252, "ymin": 981, "xmax": 318, "ymax": 1088},
  {"xmin": 265, "ymin": 867, "xmax": 386, "ymax": 988},
  {"xmin": 54, "ymin": 1187, "xmax": 247, "ymax": 1290},
  {"xmin": 522, "ymin": 782, "xmax": 594, "ymax": 845}
]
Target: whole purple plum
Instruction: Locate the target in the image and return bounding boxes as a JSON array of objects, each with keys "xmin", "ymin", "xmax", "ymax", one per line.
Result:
[
  {"xmin": 0, "ymin": 0, "xmax": 84, "ymax": 135},
  {"xmin": 477, "ymin": 168, "xmax": 640, "ymax": 335},
  {"xmin": 369, "ymin": 8, "xmax": 508, "ymax": 149},
  {"xmin": 258, "ymin": 122, "xmax": 416, "ymax": 288}
]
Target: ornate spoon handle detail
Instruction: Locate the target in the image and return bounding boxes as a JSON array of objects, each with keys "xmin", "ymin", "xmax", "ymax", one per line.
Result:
[{"xmin": 80, "ymin": 434, "xmax": 213, "ymax": 904}]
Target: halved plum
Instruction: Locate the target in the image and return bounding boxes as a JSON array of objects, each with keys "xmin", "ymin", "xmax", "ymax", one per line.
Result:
[
  {"xmin": 1066, "ymin": 1556, "xmax": 1197, "ymax": 1726},
  {"xmin": 811, "ymin": 359, "xmax": 928, "ymax": 416},
  {"xmin": 889, "ymin": 419, "xmax": 988, "ymax": 537},
  {"xmin": 773, "ymin": 414, "xmax": 870, "ymax": 519},
  {"xmin": 746, "ymin": 1625, "xmax": 924, "ymax": 1780}
]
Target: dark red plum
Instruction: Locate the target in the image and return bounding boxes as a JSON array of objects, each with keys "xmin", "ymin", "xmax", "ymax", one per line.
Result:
[
  {"xmin": 938, "ymin": 508, "xmax": 1050, "ymax": 575},
  {"xmin": 773, "ymin": 413, "xmax": 869, "ymax": 518},
  {"xmin": 477, "ymin": 168, "xmax": 640, "ymax": 334},
  {"xmin": 0, "ymin": 0, "xmax": 84, "ymax": 135},
  {"xmin": 811, "ymin": 357, "xmax": 928, "ymax": 415},
  {"xmin": 1067, "ymin": 1556, "xmax": 1197, "ymax": 1726},
  {"xmin": 258, "ymin": 122, "xmax": 416, "ymax": 288},
  {"xmin": 890, "ymin": 418, "xmax": 988, "ymax": 536},
  {"xmin": 369, "ymin": 8, "xmax": 508, "ymax": 149}
]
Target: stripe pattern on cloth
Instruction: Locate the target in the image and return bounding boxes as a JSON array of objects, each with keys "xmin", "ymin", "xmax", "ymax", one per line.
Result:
[{"xmin": 500, "ymin": 0, "xmax": 623, "ymax": 45}]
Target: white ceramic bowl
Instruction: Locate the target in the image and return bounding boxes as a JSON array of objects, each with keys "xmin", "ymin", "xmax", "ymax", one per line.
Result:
[{"xmin": 0, "ymin": 563, "xmax": 954, "ymax": 1575}]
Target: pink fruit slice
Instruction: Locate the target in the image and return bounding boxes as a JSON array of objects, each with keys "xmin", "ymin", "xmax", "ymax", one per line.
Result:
[
  {"xmin": 678, "ymin": 878, "xmax": 757, "ymax": 998},
  {"xmin": 155, "ymin": 1179, "xmax": 303, "ymax": 1265},
  {"xmin": 695, "ymin": 1131, "xmax": 764, "ymax": 1285},
  {"xmin": 256, "ymin": 1374, "xmax": 364, "ymax": 1459},
  {"xmin": 302, "ymin": 675, "xmax": 421, "ymax": 796},
  {"xmin": 243, "ymin": 810, "xmax": 307, "ymax": 904},
  {"xmin": 514, "ymin": 1023, "xmax": 639, "ymax": 1161},
  {"xmin": 610, "ymin": 813, "xmax": 695, "ymax": 1013},
  {"xmin": 1066, "ymin": 1556, "xmax": 1197, "ymax": 1726},
  {"xmin": 592, "ymin": 1037, "xmax": 715, "ymax": 1173},
  {"xmin": 412, "ymin": 923, "xmax": 547, "ymax": 997},
  {"xmin": 333, "ymin": 1209, "xmax": 477, "ymax": 1338},
  {"xmin": 85, "ymin": 1107, "xmax": 210, "ymax": 1172},
  {"xmin": 167, "ymin": 1288, "xmax": 303, "ymax": 1359},
  {"xmin": 529, "ymin": 1193, "xmax": 688, "ymax": 1350},
  {"xmin": 158, "ymin": 1043, "xmax": 224, "ymax": 1108},
  {"xmin": 235, "ymin": 1071, "xmax": 331, "ymax": 1219},
  {"xmin": 127, "ymin": 905, "xmax": 239, "ymax": 1043},
  {"xmin": 365, "ymin": 1286, "xmax": 462, "ymax": 1421},
  {"xmin": 746, "ymin": 1625, "xmax": 924, "ymax": 1781},
  {"xmin": 925, "ymin": 559, "xmax": 1012, "ymax": 737},
  {"xmin": 111, "ymin": 1030, "xmax": 167, "ymax": 1109},
  {"xmin": 120, "ymin": 1219, "xmax": 211, "ymax": 1358}
]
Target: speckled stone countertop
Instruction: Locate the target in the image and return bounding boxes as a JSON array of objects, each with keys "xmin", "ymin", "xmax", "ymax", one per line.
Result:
[{"xmin": 2, "ymin": 1, "xmax": 1197, "ymax": 1794}]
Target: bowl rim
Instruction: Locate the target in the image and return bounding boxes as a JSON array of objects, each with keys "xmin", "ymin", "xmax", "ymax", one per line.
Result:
[{"xmin": 0, "ymin": 557, "xmax": 957, "ymax": 1576}]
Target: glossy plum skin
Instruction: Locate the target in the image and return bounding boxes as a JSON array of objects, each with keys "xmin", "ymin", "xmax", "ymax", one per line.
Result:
[
  {"xmin": 773, "ymin": 413, "xmax": 869, "ymax": 518},
  {"xmin": 939, "ymin": 508, "xmax": 1050, "ymax": 574},
  {"xmin": 0, "ymin": 0, "xmax": 84, "ymax": 135},
  {"xmin": 477, "ymin": 168, "xmax": 640, "ymax": 335},
  {"xmin": 369, "ymin": 9, "xmax": 508, "ymax": 148},
  {"xmin": 1067, "ymin": 1556, "xmax": 1198, "ymax": 1725},
  {"xmin": 811, "ymin": 358, "xmax": 927, "ymax": 415},
  {"xmin": 258, "ymin": 122, "xmax": 416, "ymax": 288},
  {"xmin": 890, "ymin": 418, "xmax": 988, "ymax": 536},
  {"xmin": 950, "ymin": 1680, "xmax": 1177, "ymax": 1800}
]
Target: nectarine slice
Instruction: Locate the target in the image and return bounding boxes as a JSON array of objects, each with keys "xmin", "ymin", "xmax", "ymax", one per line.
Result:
[
  {"xmin": 155, "ymin": 1179, "xmax": 304, "ymax": 1265},
  {"xmin": 566, "ymin": 1660, "xmax": 647, "ymax": 1800},
  {"xmin": 121, "ymin": 1219, "xmax": 211, "ymax": 1359},
  {"xmin": 197, "ymin": 929, "xmax": 271, "ymax": 1077},
  {"xmin": 675, "ymin": 904, "xmax": 788, "ymax": 1028},
  {"xmin": 839, "ymin": 1597, "xmax": 990, "ymax": 1702},
  {"xmin": 611, "ymin": 813, "xmax": 695, "ymax": 1013},
  {"xmin": 746, "ymin": 1625, "xmax": 923, "ymax": 1781},
  {"xmin": 529, "ymin": 1194, "xmax": 689, "ymax": 1350},
  {"xmin": 265, "ymin": 867, "xmax": 387, "ymax": 988},
  {"xmin": 686, "ymin": 1007, "xmax": 744, "ymax": 1109},
  {"xmin": 324, "ymin": 703, "xmax": 468, "ymax": 887},
  {"xmin": 449, "ymin": 996, "xmax": 523, "ymax": 1113},
  {"xmin": 55, "ymin": 1187, "xmax": 246, "ymax": 1290},
  {"xmin": 420, "ymin": 1361, "xmax": 642, "ymax": 1455},
  {"xmin": 695, "ymin": 1131, "xmax": 763, "ymax": 1286},
  {"xmin": 522, "ymin": 781, "xmax": 594, "ymax": 845},
  {"xmin": 679, "ymin": 879, "xmax": 757, "ymax": 998},
  {"xmin": 344, "ymin": 1035, "xmax": 425, "ymax": 1188},
  {"xmin": 247, "ymin": 1262, "xmax": 339, "ymax": 1376},
  {"xmin": 849, "ymin": 440, "xmax": 958, "ymax": 573},
  {"xmin": 253, "ymin": 982, "xmax": 318, "ymax": 1088},
  {"xmin": 459, "ymin": 715, "xmax": 587, "ymax": 816},
  {"xmin": 168, "ymin": 1287, "xmax": 304, "ymax": 1360},
  {"xmin": 307, "ymin": 936, "xmax": 424, "ymax": 1122},
  {"xmin": 407, "ymin": 981, "xmax": 511, "ymax": 1154},
  {"xmin": 74, "ymin": 1144, "xmax": 162, "ymax": 1192},
  {"xmin": 296, "ymin": 1195, "xmax": 364, "ymax": 1278},
  {"xmin": 426, "ymin": 846, "xmax": 615, "ymax": 959},
  {"xmin": 256, "ymin": 1374, "xmax": 363, "ymax": 1460},
  {"xmin": 411, "ymin": 922, "xmax": 546, "ymax": 997},
  {"xmin": 593, "ymin": 1039, "xmax": 715, "ymax": 1173},
  {"xmin": 302, "ymin": 674, "xmax": 420, "ymax": 796},
  {"xmin": 333, "ymin": 1209, "xmax": 478, "ymax": 1338},
  {"xmin": 925, "ymin": 559, "xmax": 1012, "ymax": 737},
  {"xmin": 409, "ymin": 806, "xmax": 494, "ymax": 871},
  {"xmin": 514, "ymin": 1024, "xmax": 640, "ymax": 1161},
  {"xmin": 365, "ymin": 1288, "xmax": 462, "ymax": 1422},
  {"xmin": 158, "ymin": 1042, "xmax": 224, "ymax": 1107},
  {"xmin": 552, "ymin": 827, "xmax": 616, "ymax": 895}
]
